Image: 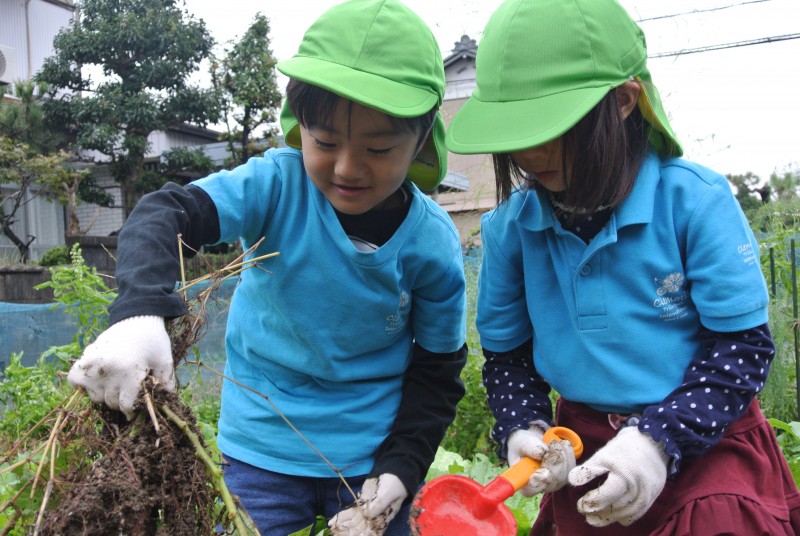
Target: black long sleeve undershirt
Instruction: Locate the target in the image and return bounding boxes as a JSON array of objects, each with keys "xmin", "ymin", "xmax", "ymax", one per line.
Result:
[
  {"xmin": 370, "ymin": 342, "xmax": 467, "ymax": 495},
  {"xmin": 110, "ymin": 183, "xmax": 219, "ymax": 324}
]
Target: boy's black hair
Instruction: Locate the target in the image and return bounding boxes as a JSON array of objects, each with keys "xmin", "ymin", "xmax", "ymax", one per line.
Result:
[
  {"xmin": 285, "ymin": 78, "xmax": 437, "ymax": 150},
  {"xmin": 492, "ymin": 86, "xmax": 651, "ymax": 209}
]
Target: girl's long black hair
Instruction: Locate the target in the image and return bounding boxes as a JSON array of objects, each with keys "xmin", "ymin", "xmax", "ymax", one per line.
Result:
[{"xmin": 493, "ymin": 85, "xmax": 651, "ymax": 211}]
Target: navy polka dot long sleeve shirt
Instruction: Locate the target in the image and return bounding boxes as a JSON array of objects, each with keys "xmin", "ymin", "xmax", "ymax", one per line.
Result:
[
  {"xmin": 483, "ymin": 325, "xmax": 774, "ymax": 475},
  {"xmin": 482, "ymin": 207, "xmax": 776, "ymax": 475}
]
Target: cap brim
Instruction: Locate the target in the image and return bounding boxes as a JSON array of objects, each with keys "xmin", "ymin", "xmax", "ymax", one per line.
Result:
[
  {"xmin": 278, "ymin": 56, "xmax": 438, "ymax": 118},
  {"xmin": 446, "ymin": 86, "xmax": 609, "ymax": 154}
]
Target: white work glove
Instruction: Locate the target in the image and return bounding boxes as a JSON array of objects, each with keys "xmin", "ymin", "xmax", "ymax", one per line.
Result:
[
  {"xmin": 67, "ymin": 315, "xmax": 175, "ymax": 420},
  {"xmin": 568, "ymin": 426, "xmax": 670, "ymax": 527},
  {"xmin": 328, "ymin": 473, "xmax": 408, "ymax": 536},
  {"xmin": 507, "ymin": 424, "xmax": 576, "ymax": 496}
]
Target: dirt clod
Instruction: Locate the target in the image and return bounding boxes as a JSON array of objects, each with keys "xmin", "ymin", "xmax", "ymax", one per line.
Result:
[{"xmin": 38, "ymin": 383, "xmax": 218, "ymax": 536}]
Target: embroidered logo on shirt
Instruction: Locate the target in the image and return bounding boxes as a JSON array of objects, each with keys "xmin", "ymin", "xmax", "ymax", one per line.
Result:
[
  {"xmin": 738, "ymin": 242, "xmax": 758, "ymax": 266},
  {"xmin": 385, "ymin": 291, "xmax": 411, "ymax": 335},
  {"xmin": 656, "ymin": 272, "xmax": 684, "ymax": 295},
  {"xmin": 653, "ymin": 272, "xmax": 689, "ymax": 322}
]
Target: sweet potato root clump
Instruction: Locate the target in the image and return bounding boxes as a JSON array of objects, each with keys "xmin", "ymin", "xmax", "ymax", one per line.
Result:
[
  {"xmin": 38, "ymin": 383, "xmax": 217, "ymax": 536},
  {"xmin": 2, "ymin": 245, "xmax": 275, "ymax": 535}
]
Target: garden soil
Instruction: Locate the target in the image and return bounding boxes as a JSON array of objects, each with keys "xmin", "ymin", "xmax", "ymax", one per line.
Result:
[{"xmin": 38, "ymin": 383, "xmax": 218, "ymax": 536}]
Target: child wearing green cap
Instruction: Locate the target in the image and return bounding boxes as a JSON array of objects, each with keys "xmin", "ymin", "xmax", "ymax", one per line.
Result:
[
  {"xmin": 447, "ymin": 0, "xmax": 800, "ymax": 534},
  {"xmin": 66, "ymin": 1, "xmax": 467, "ymax": 535}
]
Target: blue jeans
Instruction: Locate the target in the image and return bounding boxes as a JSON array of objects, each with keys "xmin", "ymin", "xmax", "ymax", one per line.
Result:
[{"xmin": 222, "ymin": 455, "xmax": 413, "ymax": 536}]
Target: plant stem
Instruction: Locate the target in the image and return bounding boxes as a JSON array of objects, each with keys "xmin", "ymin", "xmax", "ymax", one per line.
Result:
[
  {"xmin": 0, "ymin": 507, "xmax": 21, "ymax": 536},
  {"xmin": 158, "ymin": 404, "xmax": 257, "ymax": 535},
  {"xmin": 178, "ymin": 233, "xmax": 187, "ymax": 293},
  {"xmin": 177, "ymin": 251, "xmax": 280, "ymax": 294},
  {"xmin": 30, "ymin": 408, "xmax": 66, "ymax": 499}
]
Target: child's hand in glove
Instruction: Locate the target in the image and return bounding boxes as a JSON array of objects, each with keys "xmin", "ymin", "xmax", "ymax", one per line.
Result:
[
  {"xmin": 328, "ymin": 473, "xmax": 407, "ymax": 536},
  {"xmin": 507, "ymin": 424, "xmax": 576, "ymax": 496},
  {"xmin": 67, "ymin": 315, "xmax": 174, "ymax": 419},
  {"xmin": 569, "ymin": 426, "xmax": 669, "ymax": 527}
]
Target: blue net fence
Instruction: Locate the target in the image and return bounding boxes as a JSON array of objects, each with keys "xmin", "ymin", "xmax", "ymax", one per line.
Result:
[
  {"xmin": 1, "ymin": 301, "xmax": 77, "ymax": 369},
  {"xmin": 2, "ymin": 251, "xmax": 484, "ymax": 378},
  {"xmin": 0, "ymin": 279, "xmax": 236, "ymax": 379}
]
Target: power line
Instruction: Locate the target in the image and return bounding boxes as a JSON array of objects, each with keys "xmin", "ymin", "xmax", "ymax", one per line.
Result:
[
  {"xmin": 635, "ymin": 0, "xmax": 772, "ymax": 22},
  {"xmin": 632, "ymin": 1, "xmax": 799, "ymax": 59},
  {"xmin": 650, "ymin": 33, "xmax": 800, "ymax": 58}
]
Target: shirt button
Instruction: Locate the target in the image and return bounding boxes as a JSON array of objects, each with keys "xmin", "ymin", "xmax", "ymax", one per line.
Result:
[{"xmin": 579, "ymin": 264, "xmax": 592, "ymax": 276}]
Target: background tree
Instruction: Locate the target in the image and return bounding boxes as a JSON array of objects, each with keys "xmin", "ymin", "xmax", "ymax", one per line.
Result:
[
  {"xmin": 0, "ymin": 81, "xmax": 65, "ymax": 153},
  {"xmin": 36, "ymin": 0, "xmax": 223, "ymax": 216},
  {"xmin": 1, "ymin": 82, "xmax": 113, "ymax": 238},
  {"xmin": 770, "ymin": 169, "xmax": 800, "ymax": 201},
  {"xmin": 728, "ymin": 171, "xmax": 769, "ymax": 214},
  {"xmin": 0, "ymin": 138, "xmax": 90, "ymax": 260},
  {"xmin": 728, "ymin": 168, "xmax": 800, "ymax": 229},
  {"xmin": 135, "ymin": 146, "xmax": 216, "ymax": 195},
  {"xmin": 211, "ymin": 13, "xmax": 282, "ymax": 168}
]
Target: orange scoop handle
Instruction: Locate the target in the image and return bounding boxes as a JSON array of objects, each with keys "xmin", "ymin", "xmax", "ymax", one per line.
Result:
[
  {"xmin": 471, "ymin": 426, "xmax": 584, "ymax": 519},
  {"xmin": 499, "ymin": 426, "xmax": 584, "ymax": 491}
]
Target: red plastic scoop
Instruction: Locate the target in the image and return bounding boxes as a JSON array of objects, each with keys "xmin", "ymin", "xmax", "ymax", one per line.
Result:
[{"xmin": 410, "ymin": 426, "xmax": 583, "ymax": 536}]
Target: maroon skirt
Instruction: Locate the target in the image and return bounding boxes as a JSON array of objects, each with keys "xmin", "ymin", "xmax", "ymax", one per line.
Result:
[{"xmin": 532, "ymin": 398, "xmax": 800, "ymax": 536}]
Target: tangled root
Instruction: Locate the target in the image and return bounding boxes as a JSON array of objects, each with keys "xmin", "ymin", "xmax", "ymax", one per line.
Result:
[{"xmin": 38, "ymin": 383, "xmax": 220, "ymax": 536}]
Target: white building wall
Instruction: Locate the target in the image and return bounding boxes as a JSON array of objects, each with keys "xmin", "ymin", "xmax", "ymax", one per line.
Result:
[
  {"xmin": 27, "ymin": 0, "xmax": 74, "ymax": 80},
  {"xmin": 0, "ymin": 0, "xmax": 74, "ymax": 83},
  {"xmin": 0, "ymin": 0, "xmax": 76, "ymax": 259},
  {"xmin": 25, "ymin": 190, "xmax": 65, "ymax": 258},
  {"xmin": 444, "ymin": 62, "xmax": 477, "ymax": 101},
  {"xmin": 0, "ymin": 1, "xmax": 28, "ymax": 83},
  {"xmin": 73, "ymin": 189, "xmax": 124, "ymax": 237},
  {"xmin": 147, "ymin": 130, "xmax": 218, "ymax": 157}
]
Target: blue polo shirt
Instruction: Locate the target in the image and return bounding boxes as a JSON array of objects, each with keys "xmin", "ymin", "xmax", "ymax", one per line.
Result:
[
  {"xmin": 477, "ymin": 153, "xmax": 768, "ymax": 414},
  {"xmin": 193, "ymin": 148, "xmax": 467, "ymax": 477}
]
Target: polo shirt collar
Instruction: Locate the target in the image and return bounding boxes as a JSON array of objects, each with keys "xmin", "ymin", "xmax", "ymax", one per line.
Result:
[
  {"xmin": 515, "ymin": 188, "xmax": 555, "ymax": 232},
  {"xmin": 615, "ymin": 152, "xmax": 660, "ymax": 227}
]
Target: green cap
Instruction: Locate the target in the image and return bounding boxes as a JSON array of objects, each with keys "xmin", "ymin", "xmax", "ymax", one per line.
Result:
[
  {"xmin": 277, "ymin": 0, "xmax": 448, "ymax": 191},
  {"xmin": 446, "ymin": 0, "xmax": 682, "ymax": 157}
]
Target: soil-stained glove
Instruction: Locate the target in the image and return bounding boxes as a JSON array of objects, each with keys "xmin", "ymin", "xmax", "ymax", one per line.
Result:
[
  {"xmin": 568, "ymin": 426, "xmax": 670, "ymax": 527},
  {"xmin": 328, "ymin": 473, "xmax": 407, "ymax": 536},
  {"xmin": 67, "ymin": 315, "xmax": 174, "ymax": 420},
  {"xmin": 507, "ymin": 425, "xmax": 576, "ymax": 496}
]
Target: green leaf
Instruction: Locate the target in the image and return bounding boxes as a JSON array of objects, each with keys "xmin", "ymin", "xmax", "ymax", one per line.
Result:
[
  {"xmin": 768, "ymin": 418, "xmax": 800, "ymax": 440},
  {"xmin": 287, "ymin": 516, "xmax": 329, "ymax": 536}
]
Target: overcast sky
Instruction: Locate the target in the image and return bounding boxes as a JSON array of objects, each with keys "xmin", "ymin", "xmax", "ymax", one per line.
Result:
[{"xmin": 185, "ymin": 0, "xmax": 800, "ymax": 180}]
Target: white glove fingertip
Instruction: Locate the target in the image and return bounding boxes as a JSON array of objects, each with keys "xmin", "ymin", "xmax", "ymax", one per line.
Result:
[
  {"xmin": 81, "ymin": 382, "xmax": 107, "ymax": 404},
  {"xmin": 519, "ymin": 485, "xmax": 539, "ymax": 497},
  {"xmin": 154, "ymin": 368, "xmax": 176, "ymax": 391},
  {"xmin": 507, "ymin": 425, "xmax": 548, "ymax": 463},
  {"xmin": 575, "ymin": 487, "xmax": 601, "ymax": 514},
  {"xmin": 584, "ymin": 512, "xmax": 614, "ymax": 527},
  {"xmin": 550, "ymin": 438, "xmax": 575, "ymax": 457},
  {"xmin": 329, "ymin": 507, "xmax": 358, "ymax": 526},
  {"xmin": 103, "ymin": 384, "xmax": 122, "ymax": 413},
  {"xmin": 66, "ymin": 363, "xmax": 88, "ymax": 390},
  {"xmin": 118, "ymin": 380, "xmax": 145, "ymax": 420},
  {"xmin": 568, "ymin": 463, "xmax": 606, "ymax": 487},
  {"xmin": 329, "ymin": 509, "xmax": 370, "ymax": 536},
  {"xmin": 529, "ymin": 469, "xmax": 549, "ymax": 485}
]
